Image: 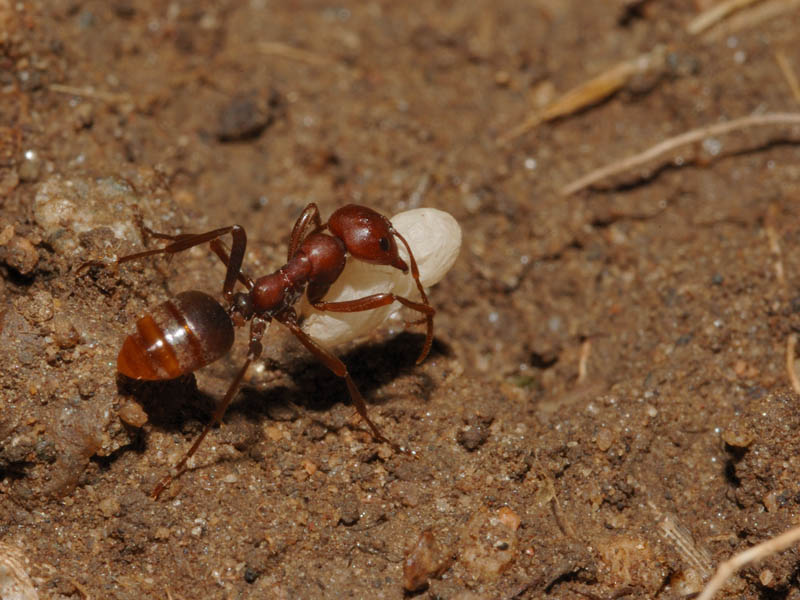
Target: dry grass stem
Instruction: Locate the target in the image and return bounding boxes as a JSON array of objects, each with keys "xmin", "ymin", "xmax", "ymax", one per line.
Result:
[
  {"xmin": 258, "ymin": 41, "xmax": 336, "ymax": 66},
  {"xmin": 700, "ymin": 0, "xmax": 800, "ymax": 42},
  {"xmin": 687, "ymin": 0, "xmax": 764, "ymax": 34},
  {"xmin": 697, "ymin": 523, "xmax": 800, "ymax": 600},
  {"xmin": 496, "ymin": 47, "xmax": 666, "ymax": 145},
  {"xmin": 775, "ymin": 51, "xmax": 800, "ymax": 104},
  {"xmin": 787, "ymin": 334, "xmax": 800, "ymax": 395},
  {"xmin": 764, "ymin": 203, "xmax": 786, "ymax": 289},
  {"xmin": 70, "ymin": 577, "xmax": 91, "ymax": 599},
  {"xmin": 577, "ymin": 339, "xmax": 591, "ymax": 382},
  {"xmin": 49, "ymin": 83, "xmax": 133, "ymax": 105},
  {"xmin": 561, "ymin": 112, "xmax": 800, "ymax": 195}
]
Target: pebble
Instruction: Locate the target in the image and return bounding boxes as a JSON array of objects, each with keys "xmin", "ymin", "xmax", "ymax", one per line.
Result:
[
  {"xmin": 460, "ymin": 507, "xmax": 519, "ymax": 581},
  {"xmin": 457, "ymin": 414, "xmax": 493, "ymax": 451},
  {"xmin": 98, "ymin": 496, "xmax": 120, "ymax": 518},
  {"xmin": 596, "ymin": 427, "xmax": 614, "ymax": 451},
  {"xmin": 0, "ymin": 543, "xmax": 38, "ymax": 600},
  {"xmin": 18, "ymin": 151, "xmax": 41, "ymax": 182},
  {"xmin": 33, "ymin": 175, "xmax": 149, "ymax": 256},
  {"xmin": 338, "ymin": 493, "xmax": 361, "ymax": 526},
  {"xmin": 117, "ymin": 400, "xmax": 148, "ymax": 428},
  {"xmin": 0, "ymin": 232, "xmax": 39, "ymax": 275},
  {"xmin": 52, "ymin": 314, "xmax": 80, "ymax": 348},
  {"xmin": 16, "ymin": 290, "xmax": 53, "ymax": 324},
  {"xmin": 403, "ymin": 530, "xmax": 450, "ymax": 592},
  {"xmin": 216, "ymin": 93, "xmax": 274, "ymax": 142}
]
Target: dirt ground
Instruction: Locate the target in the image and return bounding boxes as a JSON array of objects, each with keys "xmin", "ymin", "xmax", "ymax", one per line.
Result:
[{"xmin": 3, "ymin": 1, "xmax": 800, "ymax": 598}]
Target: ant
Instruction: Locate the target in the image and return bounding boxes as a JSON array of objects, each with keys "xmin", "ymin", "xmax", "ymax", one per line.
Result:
[{"xmin": 83, "ymin": 203, "xmax": 435, "ymax": 499}]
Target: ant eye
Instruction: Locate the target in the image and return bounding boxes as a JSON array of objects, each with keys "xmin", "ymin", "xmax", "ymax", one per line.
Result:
[{"xmin": 378, "ymin": 237, "xmax": 391, "ymax": 252}]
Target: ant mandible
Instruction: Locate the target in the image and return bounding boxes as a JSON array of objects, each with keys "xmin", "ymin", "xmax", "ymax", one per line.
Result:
[{"xmin": 88, "ymin": 203, "xmax": 434, "ymax": 499}]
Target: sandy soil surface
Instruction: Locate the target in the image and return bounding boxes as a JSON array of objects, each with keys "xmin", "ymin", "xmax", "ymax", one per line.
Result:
[{"xmin": 3, "ymin": 1, "xmax": 800, "ymax": 598}]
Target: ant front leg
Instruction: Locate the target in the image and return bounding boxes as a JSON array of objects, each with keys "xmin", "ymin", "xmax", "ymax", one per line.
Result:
[
  {"xmin": 287, "ymin": 203, "xmax": 324, "ymax": 261},
  {"xmin": 311, "ymin": 294, "xmax": 435, "ymax": 364},
  {"xmin": 278, "ymin": 311, "xmax": 410, "ymax": 454}
]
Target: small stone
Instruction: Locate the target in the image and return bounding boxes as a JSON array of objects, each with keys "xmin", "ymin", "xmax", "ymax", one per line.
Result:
[
  {"xmin": 494, "ymin": 71, "xmax": 511, "ymax": 86},
  {"xmin": 243, "ymin": 567, "xmax": 259, "ymax": 584},
  {"xmin": 496, "ymin": 506, "xmax": 521, "ymax": 531},
  {"xmin": 763, "ymin": 491, "xmax": 779, "ymax": 513},
  {"xmin": 460, "ymin": 507, "xmax": 519, "ymax": 582},
  {"xmin": 98, "ymin": 496, "xmax": 120, "ymax": 518},
  {"xmin": 596, "ymin": 427, "xmax": 614, "ymax": 451},
  {"xmin": 34, "ymin": 438, "xmax": 57, "ymax": 464},
  {"xmin": 338, "ymin": 493, "xmax": 361, "ymax": 526},
  {"xmin": 117, "ymin": 400, "xmax": 148, "ymax": 428},
  {"xmin": 0, "ymin": 543, "xmax": 38, "ymax": 600},
  {"xmin": 216, "ymin": 92, "xmax": 274, "ymax": 142},
  {"xmin": 388, "ymin": 480, "xmax": 422, "ymax": 507},
  {"xmin": 16, "ymin": 290, "xmax": 53, "ymax": 323},
  {"xmin": 457, "ymin": 414, "xmax": 493, "ymax": 451},
  {"xmin": 52, "ymin": 314, "xmax": 80, "ymax": 348},
  {"xmin": 74, "ymin": 103, "xmax": 94, "ymax": 129},
  {"xmin": 1, "ymin": 235, "xmax": 39, "ymax": 275},
  {"xmin": 722, "ymin": 428, "xmax": 753, "ymax": 448},
  {"xmin": 18, "ymin": 151, "xmax": 41, "ymax": 182},
  {"xmin": 403, "ymin": 530, "xmax": 450, "ymax": 592}
]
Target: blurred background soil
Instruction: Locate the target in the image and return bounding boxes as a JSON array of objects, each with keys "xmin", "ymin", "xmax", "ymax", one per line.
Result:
[{"xmin": 2, "ymin": 1, "xmax": 800, "ymax": 598}]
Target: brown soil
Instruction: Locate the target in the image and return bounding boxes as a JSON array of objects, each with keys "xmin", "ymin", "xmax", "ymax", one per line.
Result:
[{"xmin": 2, "ymin": 1, "xmax": 800, "ymax": 598}]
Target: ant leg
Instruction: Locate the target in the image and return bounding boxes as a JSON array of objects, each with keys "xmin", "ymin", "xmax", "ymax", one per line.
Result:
[
  {"xmin": 311, "ymin": 294, "xmax": 435, "ymax": 364},
  {"xmin": 288, "ymin": 203, "xmax": 324, "ymax": 261},
  {"xmin": 278, "ymin": 312, "xmax": 410, "ymax": 454},
  {"xmin": 144, "ymin": 229, "xmax": 256, "ymax": 291},
  {"xmin": 209, "ymin": 239, "xmax": 254, "ymax": 291},
  {"xmin": 98, "ymin": 225, "xmax": 247, "ymax": 302},
  {"xmin": 151, "ymin": 316, "xmax": 268, "ymax": 499}
]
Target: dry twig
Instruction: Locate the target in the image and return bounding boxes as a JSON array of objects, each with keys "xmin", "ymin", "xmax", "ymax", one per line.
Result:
[
  {"xmin": 697, "ymin": 523, "xmax": 800, "ymax": 600},
  {"xmin": 764, "ymin": 203, "xmax": 786, "ymax": 289},
  {"xmin": 49, "ymin": 83, "xmax": 133, "ymax": 105},
  {"xmin": 686, "ymin": 0, "xmax": 764, "ymax": 34},
  {"xmin": 70, "ymin": 577, "xmax": 91, "ymax": 599},
  {"xmin": 775, "ymin": 51, "xmax": 800, "ymax": 104},
  {"xmin": 787, "ymin": 334, "xmax": 800, "ymax": 395},
  {"xmin": 577, "ymin": 339, "xmax": 591, "ymax": 383},
  {"xmin": 561, "ymin": 112, "xmax": 800, "ymax": 195},
  {"xmin": 258, "ymin": 41, "xmax": 337, "ymax": 66},
  {"xmin": 496, "ymin": 47, "xmax": 666, "ymax": 145},
  {"xmin": 700, "ymin": 0, "xmax": 800, "ymax": 42}
]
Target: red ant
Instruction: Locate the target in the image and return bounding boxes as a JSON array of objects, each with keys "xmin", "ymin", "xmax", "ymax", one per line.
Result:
[{"xmin": 83, "ymin": 204, "xmax": 435, "ymax": 498}]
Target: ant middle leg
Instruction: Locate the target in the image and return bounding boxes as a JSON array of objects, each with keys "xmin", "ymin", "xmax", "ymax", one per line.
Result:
[{"xmin": 278, "ymin": 312, "xmax": 409, "ymax": 454}]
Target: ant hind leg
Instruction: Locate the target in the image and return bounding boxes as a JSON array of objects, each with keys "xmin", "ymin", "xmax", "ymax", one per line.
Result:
[{"xmin": 279, "ymin": 312, "xmax": 411, "ymax": 454}]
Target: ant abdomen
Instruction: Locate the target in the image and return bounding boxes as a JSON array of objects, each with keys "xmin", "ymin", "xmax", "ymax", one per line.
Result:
[{"xmin": 117, "ymin": 290, "xmax": 235, "ymax": 381}]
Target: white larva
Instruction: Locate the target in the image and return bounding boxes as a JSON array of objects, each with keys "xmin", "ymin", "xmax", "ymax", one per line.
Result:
[{"xmin": 299, "ymin": 207, "xmax": 461, "ymax": 348}]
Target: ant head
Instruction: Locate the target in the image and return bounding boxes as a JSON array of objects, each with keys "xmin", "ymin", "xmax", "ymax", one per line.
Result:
[{"xmin": 328, "ymin": 205, "xmax": 408, "ymax": 272}]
